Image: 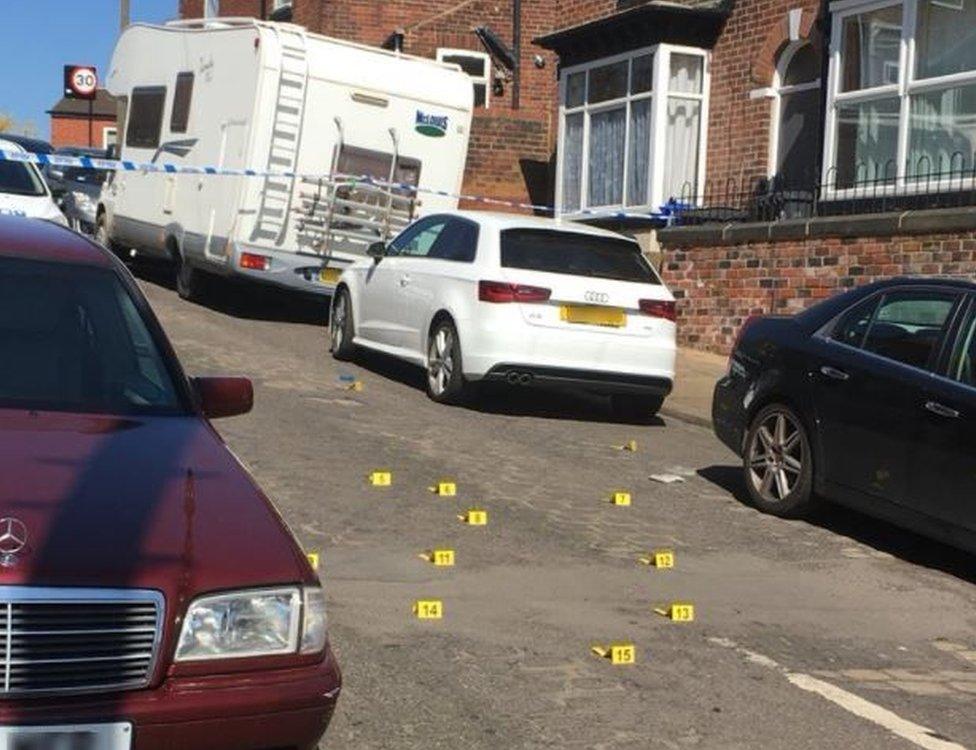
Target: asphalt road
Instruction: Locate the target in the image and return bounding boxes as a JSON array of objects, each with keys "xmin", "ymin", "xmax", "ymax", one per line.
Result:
[{"xmin": 137, "ymin": 267, "xmax": 976, "ymax": 750}]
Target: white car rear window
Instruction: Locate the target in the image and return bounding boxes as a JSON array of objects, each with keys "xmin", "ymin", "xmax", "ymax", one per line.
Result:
[{"xmin": 500, "ymin": 228, "xmax": 660, "ymax": 284}]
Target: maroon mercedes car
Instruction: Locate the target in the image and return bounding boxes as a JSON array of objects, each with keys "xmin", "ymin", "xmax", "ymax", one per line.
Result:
[{"xmin": 0, "ymin": 216, "xmax": 340, "ymax": 748}]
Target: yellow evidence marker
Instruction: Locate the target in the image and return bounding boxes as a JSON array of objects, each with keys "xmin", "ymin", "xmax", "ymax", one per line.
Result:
[
  {"xmin": 655, "ymin": 602, "xmax": 695, "ymax": 622},
  {"xmin": 306, "ymin": 552, "xmax": 320, "ymax": 571},
  {"xmin": 609, "ymin": 491, "xmax": 632, "ymax": 506},
  {"xmin": 347, "ymin": 380, "xmax": 364, "ymax": 392},
  {"xmin": 591, "ymin": 643, "xmax": 636, "ymax": 665},
  {"xmin": 615, "ymin": 439, "xmax": 638, "ymax": 452},
  {"xmin": 368, "ymin": 470, "xmax": 392, "ymax": 487},
  {"xmin": 413, "ymin": 599, "xmax": 443, "ymax": 620},
  {"xmin": 458, "ymin": 509, "xmax": 488, "ymax": 526},
  {"xmin": 429, "ymin": 481, "xmax": 457, "ymax": 497},
  {"xmin": 638, "ymin": 549, "xmax": 675, "ymax": 568},
  {"xmin": 419, "ymin": 549, "xmax": 456, "ymax": 567}
]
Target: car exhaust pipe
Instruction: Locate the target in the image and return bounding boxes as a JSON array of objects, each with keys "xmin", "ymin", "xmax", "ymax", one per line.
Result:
[
  {"xmin": 506, "ymin": 371, "xmax": 521, "ymax": 385},
  {"xmin": 506, "ymin": 371, "xmax": 534, "ymax": 386},
  {"xmin": 518, "ymin": 373, "xmax": 533, "ymax": 385}
]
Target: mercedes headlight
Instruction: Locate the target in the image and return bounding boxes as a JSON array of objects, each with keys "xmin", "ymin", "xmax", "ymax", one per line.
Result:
[{"xmin": 176, "ymin": 586, "xmax": 327, "ymax": 661}]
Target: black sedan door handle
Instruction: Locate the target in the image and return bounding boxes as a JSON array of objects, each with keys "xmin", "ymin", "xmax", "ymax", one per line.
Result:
[
  {"xmin": 925, "ymin": 401, "xmax": 961, "ymax": 419},
  {"xmin": 820, "ymin": 366, "xmax": 850, "ymax": 381}
]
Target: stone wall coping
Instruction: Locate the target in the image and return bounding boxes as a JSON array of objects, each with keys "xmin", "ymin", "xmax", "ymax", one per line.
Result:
[{"xmin": 658, "ymin": 206, "xmax": 976, "ymax": 246}]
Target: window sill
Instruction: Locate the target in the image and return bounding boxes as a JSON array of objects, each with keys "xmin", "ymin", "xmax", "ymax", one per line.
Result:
[{"xmin": 657, "ymin": 206, "xmax": 976, "ymax": 246}]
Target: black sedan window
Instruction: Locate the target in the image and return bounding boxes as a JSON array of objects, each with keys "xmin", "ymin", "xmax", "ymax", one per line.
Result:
[
  {"xmin": 862, "ymin": 290, "xmax": 957, "ymax": 370},
  {"xmin": 952, "ymin": 312, "xmax": 976, "ymax": 387},
  {"xmin": 0, "ymin": 258, "xmax": 184, "ymax": 415},
  {"xmin": 832, "ymin": 296, "xmax": 879, "ymax": 348}
]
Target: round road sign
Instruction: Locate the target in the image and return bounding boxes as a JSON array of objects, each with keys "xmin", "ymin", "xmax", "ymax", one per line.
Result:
[{"xmin": 68, "ymin": 66, "xmax": 98, "ymax": 99}]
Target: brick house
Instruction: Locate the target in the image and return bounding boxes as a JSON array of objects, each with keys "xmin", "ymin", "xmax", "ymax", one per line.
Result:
[
  {"xmin": 179, "ymin": 1, "xmax": 976, "ymax": 355},
  {"xmin": 651, "ymin": 0, "xmax": 976, "ymax": 354},
  {"xmin": 48, "ymin": 89, "xmax": 119, "ymax": 149}
]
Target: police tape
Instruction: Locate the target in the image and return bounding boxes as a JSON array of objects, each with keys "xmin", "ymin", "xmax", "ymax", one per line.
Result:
[{"xmin": 0, "ymin": 148, "xmax": 681, "ymax": 223}]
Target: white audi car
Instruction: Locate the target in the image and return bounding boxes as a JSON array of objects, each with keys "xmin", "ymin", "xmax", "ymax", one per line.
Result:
[{"xmin": 330, "ymin": 211, "xmax": 677, "ymax": 418}]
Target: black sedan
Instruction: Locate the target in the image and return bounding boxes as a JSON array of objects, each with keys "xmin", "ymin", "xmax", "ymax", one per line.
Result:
[{"xmin": 713, "ymin": 277, "xmax": 976, "ymax": 552}]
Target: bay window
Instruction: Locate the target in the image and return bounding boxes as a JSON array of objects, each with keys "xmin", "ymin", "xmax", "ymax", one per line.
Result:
[
  {"xmin": 825, "ymin": 0, "xmax": 976, "ymax": 194},
  {"xmin": 556, "ymin": 45, "xmax": 708, "ymax": 215}
]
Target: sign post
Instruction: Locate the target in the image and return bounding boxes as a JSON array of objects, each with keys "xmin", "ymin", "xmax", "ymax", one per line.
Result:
[{"xmin": 63, "ymin": 65, "xmax": 98, "ymax": 147}]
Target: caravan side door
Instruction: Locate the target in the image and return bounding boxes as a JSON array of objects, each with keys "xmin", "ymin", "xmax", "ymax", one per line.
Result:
[{"xmin": 113, "ymin": 86, "xmax": 168, "ymax": 257}]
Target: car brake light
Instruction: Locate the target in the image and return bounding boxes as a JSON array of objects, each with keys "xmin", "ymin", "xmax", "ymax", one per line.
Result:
[
  {"xmin": 239, "ymin": 252, "xmax": 270, "ymax": 271},
  {"xmin": 728, "ymin": 314, "xmax": 761, "ymax": 373},
  {"xmin": 638, "ymin": 299, "xmax": 676, "ymax": 321},
  {"xmin": 478, "ymin": 280, "xmax": 551, "ymax": 303}
]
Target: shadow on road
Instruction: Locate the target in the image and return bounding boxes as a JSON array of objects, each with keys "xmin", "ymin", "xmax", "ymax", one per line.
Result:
[
  {"xmin": 698, "ymin": 464, "xmax": 976, "ymax": 584},
  {"xmin": 131, "ymin": 260, "xmax": 329, "ymax": 326},
  {"xmin": 351, "ymin": 349, "xmax": 666, "ymax": 426}
]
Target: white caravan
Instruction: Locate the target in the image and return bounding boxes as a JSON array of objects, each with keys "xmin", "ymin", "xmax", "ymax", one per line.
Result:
[{"xmin": 98, "ymin": 18, "xmax": 473, "ymax": 300}]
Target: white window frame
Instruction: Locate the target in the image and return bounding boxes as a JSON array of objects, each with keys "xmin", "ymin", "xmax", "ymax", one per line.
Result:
[
  {"xmin": 823, "ymin": 0, "xmax": 976, "ymax": 198},
  {"xmin": 272, "ymin": 0, "xmax": 292, "ymax": 10},
  {"xmin": 555, "ymin": 44, "xmax": 710, "ymax": 218},
  {"xmin": 768, "ymin": 41, "xmax": 822, "ymax": 176},
  {"xmin": 436, "ymin": 48, "xmax": 491, "ymax": 109},
  {"xmin": 102, "ymin": 126, "xmax": 118, "ymax": 150}
]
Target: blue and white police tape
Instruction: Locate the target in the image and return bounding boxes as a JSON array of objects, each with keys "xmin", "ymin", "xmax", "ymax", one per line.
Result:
[{"xmin": 0, "ymin": 147, "xmax": 678, "ymax": 223}]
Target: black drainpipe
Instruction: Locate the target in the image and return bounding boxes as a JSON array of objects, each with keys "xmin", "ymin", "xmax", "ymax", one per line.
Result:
[{"xmin": 512, "ymin": 0, "xmax": 521, "ymax": 109}]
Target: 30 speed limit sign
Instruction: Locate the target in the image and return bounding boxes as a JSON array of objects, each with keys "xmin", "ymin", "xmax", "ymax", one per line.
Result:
[{"xmin": 64, "ymin": 65, "xmax": 98, "ymax": 100}]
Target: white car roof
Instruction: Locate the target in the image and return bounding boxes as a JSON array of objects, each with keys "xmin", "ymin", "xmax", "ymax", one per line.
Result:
[
  {"xmin": 447, "ymin": 210, "xmax": 639, "ymax": 242},
  {"xmin": 0, "ymin": 139, "xmax": 27, "ymax": 153}
]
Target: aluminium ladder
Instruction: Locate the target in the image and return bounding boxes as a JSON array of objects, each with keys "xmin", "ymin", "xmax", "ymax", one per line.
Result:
[{"xmin": 251, "ymin": 25, "xmax": 310, "ymax": 244}]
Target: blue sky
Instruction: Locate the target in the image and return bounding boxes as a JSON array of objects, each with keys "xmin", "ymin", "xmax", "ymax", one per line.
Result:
[{"xmin": 1, "ymin": 0, "xmax": 178, "ymax": 140}]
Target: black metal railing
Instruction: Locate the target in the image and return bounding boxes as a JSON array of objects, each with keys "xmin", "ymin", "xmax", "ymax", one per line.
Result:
[{"xmin": 668, "ymin": 153, "xmax": 976, "ymax": 226}]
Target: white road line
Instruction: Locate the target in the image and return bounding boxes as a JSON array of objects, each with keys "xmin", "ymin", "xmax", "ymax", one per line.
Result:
[
  {"xmin": 786, "ymin": 673, "xmax": 966, "ymax": 750},
  {"xmin": 708, "ymin": 637, "xmax": 967, "ymax": 750}
]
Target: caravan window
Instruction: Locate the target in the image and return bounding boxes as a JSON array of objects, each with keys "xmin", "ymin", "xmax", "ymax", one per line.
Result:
[
  {"xmin": 170, "ymin": 72, "xmax": 194, "ymax": 133},
  {"xmin": 126, "ymin": 87, "xmax": 166, "ymax": 149},
  {"xmin": 335, "ymin": 146, "xmax": 421, "ymax": 192},
  {"xmin": 332, "ymin": 145, "xmax": 421, "ymax": 224}
]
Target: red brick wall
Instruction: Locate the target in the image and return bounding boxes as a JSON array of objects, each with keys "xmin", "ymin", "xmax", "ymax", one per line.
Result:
[
  {"xmin": 50, "ymin": 116, "xmax": 117, "ymax": 149},
  {"xmin": 179, "ymin": 0, "xmax": 263, "ymax": 17},
  {"xmin": 555, "ymin": 0, "xmax": 617, "ymax": 28},
  {"xmin": 703, "ymin": 0, "xmax": 822, "ymax": 198},
  {"xmin": 662, "ymin": 234, "xmax": 976, "ymax": 355}
]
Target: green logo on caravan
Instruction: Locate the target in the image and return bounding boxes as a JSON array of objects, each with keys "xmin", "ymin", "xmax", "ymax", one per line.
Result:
[{"xmin": 415, "ymin": 110, "xmax": 448, "ymax": 138}]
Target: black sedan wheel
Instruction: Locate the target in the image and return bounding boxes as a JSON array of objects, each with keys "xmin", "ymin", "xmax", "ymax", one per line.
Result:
[{"xmin": 743, "ymin": 404, "xmax": 817, "ymax": 517}]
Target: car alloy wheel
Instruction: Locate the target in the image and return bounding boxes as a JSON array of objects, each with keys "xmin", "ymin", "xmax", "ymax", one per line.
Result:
[
  {"xmin": 747, "ymin": 409, "xmax": 804, "ymax": 503},
  {"xmin": 427, "ymin": 326, "xmax": 455, "ymax": 398},
  {"xmin": 330, "ymin": 288, "xmax": 356, "ymax": 360},
  {"xmin": 331, "ymin": 293, "xmax": 347, "ymax": 352}
]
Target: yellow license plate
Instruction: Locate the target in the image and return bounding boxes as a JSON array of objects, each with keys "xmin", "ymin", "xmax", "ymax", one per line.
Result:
[
  {"xmin": 560, "ymin": 305, "xmax": 626, "ymax": 327},
  {"xmin": 319, "ymin": 267, "xmax": 342, "ymax": 284}
]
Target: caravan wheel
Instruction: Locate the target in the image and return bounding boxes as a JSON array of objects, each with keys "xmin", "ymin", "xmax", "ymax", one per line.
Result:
[{"xmin": 175, "ymin": 252, "xmax": 204, "ymax": 302}]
